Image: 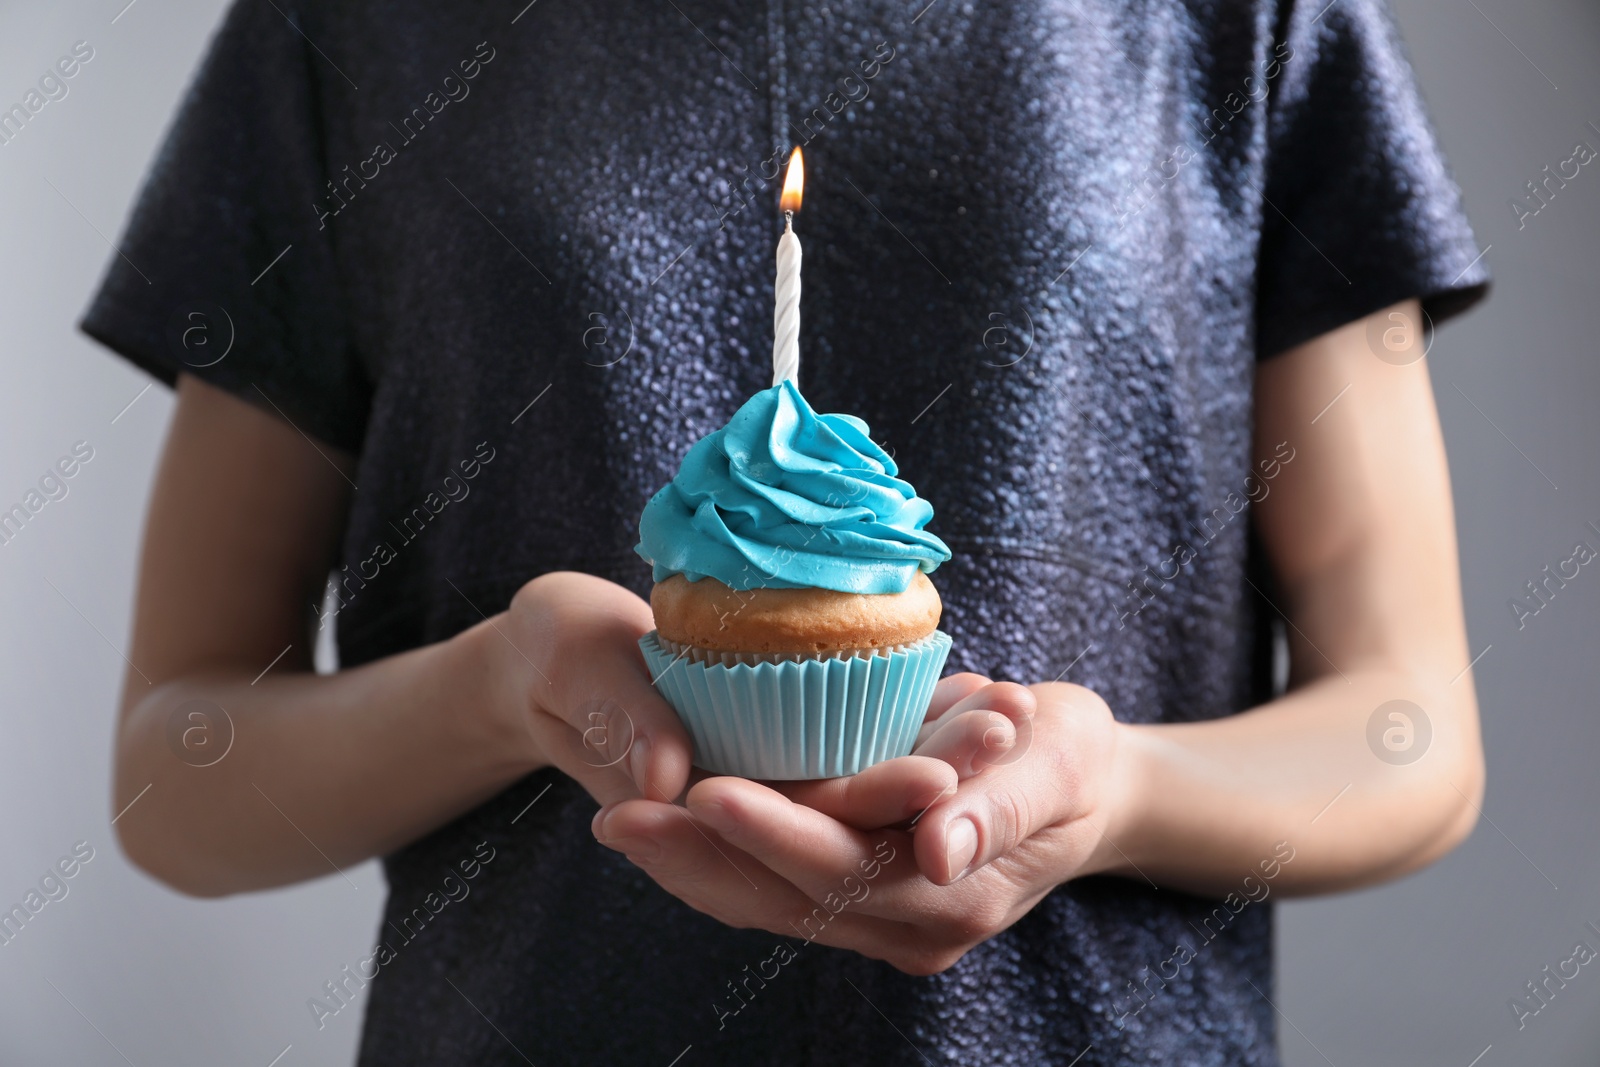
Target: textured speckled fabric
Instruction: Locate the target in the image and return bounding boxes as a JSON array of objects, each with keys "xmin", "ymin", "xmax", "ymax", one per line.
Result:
[{"xmin": 83, "ymin": 0, "xmax": 1486, "ymax": 1062}]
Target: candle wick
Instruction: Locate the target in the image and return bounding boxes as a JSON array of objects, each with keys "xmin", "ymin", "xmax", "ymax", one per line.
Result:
[{"xmin": 783, "ymin": 210, "xmax": 794, "ymax": 231}]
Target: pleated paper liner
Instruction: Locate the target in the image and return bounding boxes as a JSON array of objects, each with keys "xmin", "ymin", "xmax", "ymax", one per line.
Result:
[{"xmin": 639, "ymin": 630, "xmax": 953, "ymax": 780}]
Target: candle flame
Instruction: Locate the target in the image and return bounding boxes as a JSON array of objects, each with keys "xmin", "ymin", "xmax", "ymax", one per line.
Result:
[{"xmin": 780, "ymin": 147, "xmax": 804, "ymax": 215}]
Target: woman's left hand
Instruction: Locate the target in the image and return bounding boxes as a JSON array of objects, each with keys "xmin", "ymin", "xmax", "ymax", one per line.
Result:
[{"xmin": 591, "ymin": 681, "xmax": 1128, "ymax": 975}]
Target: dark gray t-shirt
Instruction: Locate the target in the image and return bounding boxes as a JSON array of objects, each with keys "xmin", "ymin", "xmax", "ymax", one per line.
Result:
[{"xmin": 83, "ymin": 0, "xmax": 1486, "ymax": 1062}]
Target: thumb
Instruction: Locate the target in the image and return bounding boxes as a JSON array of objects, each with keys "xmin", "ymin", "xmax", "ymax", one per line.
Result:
[
  {"xmin": 912, "ymin": 743, "xmax": 1073, "ymax": 886},
  {"xmin": 548, "ymin": 639, "xmax": 695, "ymax": 803}
]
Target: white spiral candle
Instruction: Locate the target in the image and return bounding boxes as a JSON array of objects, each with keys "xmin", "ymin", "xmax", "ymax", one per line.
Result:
[
  {"xmin": 771, "ymin": 146, "xmax": 805, "ymax": 388},
  {"xmin": 771, "ymin": 216, "xmax": 802, "ymax": 387}
]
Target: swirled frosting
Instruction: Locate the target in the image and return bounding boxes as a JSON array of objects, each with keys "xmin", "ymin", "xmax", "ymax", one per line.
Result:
[{"xmin": 637, "ymin": 381, "xmax": 951, "ymax": 594}]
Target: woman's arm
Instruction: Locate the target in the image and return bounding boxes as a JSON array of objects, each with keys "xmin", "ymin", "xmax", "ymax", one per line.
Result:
[
  {"xmin": 906, "ymin": 297, "xmax": 1486, "ymax": 897},
  {"xmin": 1094, "ymin": 297, "xmax": 1485, "ymax": 894},
  {"xmin": 113, "ymin": 375, "xmax": 694, "ymax": 896}
]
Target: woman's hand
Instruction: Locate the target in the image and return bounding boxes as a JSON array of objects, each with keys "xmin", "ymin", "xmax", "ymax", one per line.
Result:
[
  {"xmin": 494, "ymin": 571, "xmax": 698, "ymax": 806},
  {"xmin": 591, "ymin": 680, "xmax": 1125, "ymax": 974},
  {"xmin": 906, "ymin": 681, "xmax": 1124, "ymax": 886},
  {"xmin": 761, "ymin": 673, "xmax": 1034, "ymax": 829},
  {"xmin": 496, "ymin": 574, "xmax": 1032, "ymax": 827}
]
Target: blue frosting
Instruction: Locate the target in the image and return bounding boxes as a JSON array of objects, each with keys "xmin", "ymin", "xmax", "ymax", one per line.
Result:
[{"xmin": 636, "ymin": 381, "xmax": 951, "ymax": 594}]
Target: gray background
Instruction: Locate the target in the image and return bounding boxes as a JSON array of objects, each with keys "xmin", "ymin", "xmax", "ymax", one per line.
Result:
[{"xmin": 0, "ymin": 1, "xmax": 1594, "ymax": 1064}]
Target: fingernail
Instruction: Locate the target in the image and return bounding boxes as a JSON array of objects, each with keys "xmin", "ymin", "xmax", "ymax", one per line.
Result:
[
  {"xmin": 945, "ymin": 818, "xmax": 978, "ymax": 882},
  {"xmin": 695, "ymin": 800, "xmax": 738, "ymax": 837},
  {"xmin": 629, "ymin": 736, "xmax": 652, "ymax": 793}
]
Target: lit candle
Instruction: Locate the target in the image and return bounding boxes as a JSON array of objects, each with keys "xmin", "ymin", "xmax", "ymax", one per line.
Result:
[{"xmin": 772, "ymin": 146, "xmax": 804, "ymax": 387}]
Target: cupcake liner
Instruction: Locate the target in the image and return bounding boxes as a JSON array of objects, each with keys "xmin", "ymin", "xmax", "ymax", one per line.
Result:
[{"xmin": 639, "ymin": 630, "xmax": 953, "ymax": 780}]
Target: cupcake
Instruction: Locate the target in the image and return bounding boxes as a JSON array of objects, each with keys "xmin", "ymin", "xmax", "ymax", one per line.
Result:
[{"xmin": 635, "ymin": 379, "xmax": 952, "ymax": 779}]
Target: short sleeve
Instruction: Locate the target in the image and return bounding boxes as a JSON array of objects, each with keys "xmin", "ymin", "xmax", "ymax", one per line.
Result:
[
  {"xmin": 80, "ymin": 0, "xmax": 368, "ymax": 453},
  {"xmin": 1254, "ymin": 0, "xmax": 1489, "ymax": 359}
]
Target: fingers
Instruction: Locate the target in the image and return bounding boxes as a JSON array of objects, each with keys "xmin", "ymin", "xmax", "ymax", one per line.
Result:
[
  {"xmin": 923, "ymin": 672, "xmax": 991, "ymax": 724},
  {"xmin": 595, "ymin": 789, "xmax": 1018, "ymax": 974},
  {"xmin": 914, "ymin": 681, "xmax": 1036, "ymax": 768},
  {"xmin": 914, "ymin": 709, "xmax": 1016, "ymax": 778},
  {"xmin": 767, "ymin": 756, "xmax": 957, "ymax": 830},
  {"xmin": 769, "ymin": 683, "xmax": 1037, "ymax": 831},
  {"xmin": 592, "ymin": 798, "xmax": 908, "ymax": 958},
  {"xmin": 593, "ymin": 798, "xmax": 771, "ymax": 901},
  {"xmin": 912, "ymin": 703, "xmax": 1077, "ymax": 886},
  {"xmin": 686, "ymin": 777, "xmax": 872, "ymax": 888},
  {"xmin": 542, "ymin": 657, "xmax": 693, "ymax": 802},
  {"xmin": 683, "ymin": 777, "xmax": 936, "ymax": 917},
  {"xmin": 517, "ymin": 573, "xmax": 695, "ymax": 802}
]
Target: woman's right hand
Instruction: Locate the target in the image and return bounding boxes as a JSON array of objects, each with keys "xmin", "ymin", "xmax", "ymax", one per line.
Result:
[
  {"xmin": 493, "ymin": 570, "xmax": 698, "ymax": 806},
  {"xmin": 497, "ymin": 572, "xmax": 1028, "ymax": 829}
]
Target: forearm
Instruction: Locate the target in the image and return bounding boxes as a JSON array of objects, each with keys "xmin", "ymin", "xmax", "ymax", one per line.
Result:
[
  {"xmin": 1087, "ymin": 302, "xmax": 1486, "ymax": 899},
  {"xmin": 114, "ymin": 618, "xmax": 534, "ymax": 896},
  {"xmin": 1095, "ymin": 664, "xmax": 1482, "ymax": 897}
]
